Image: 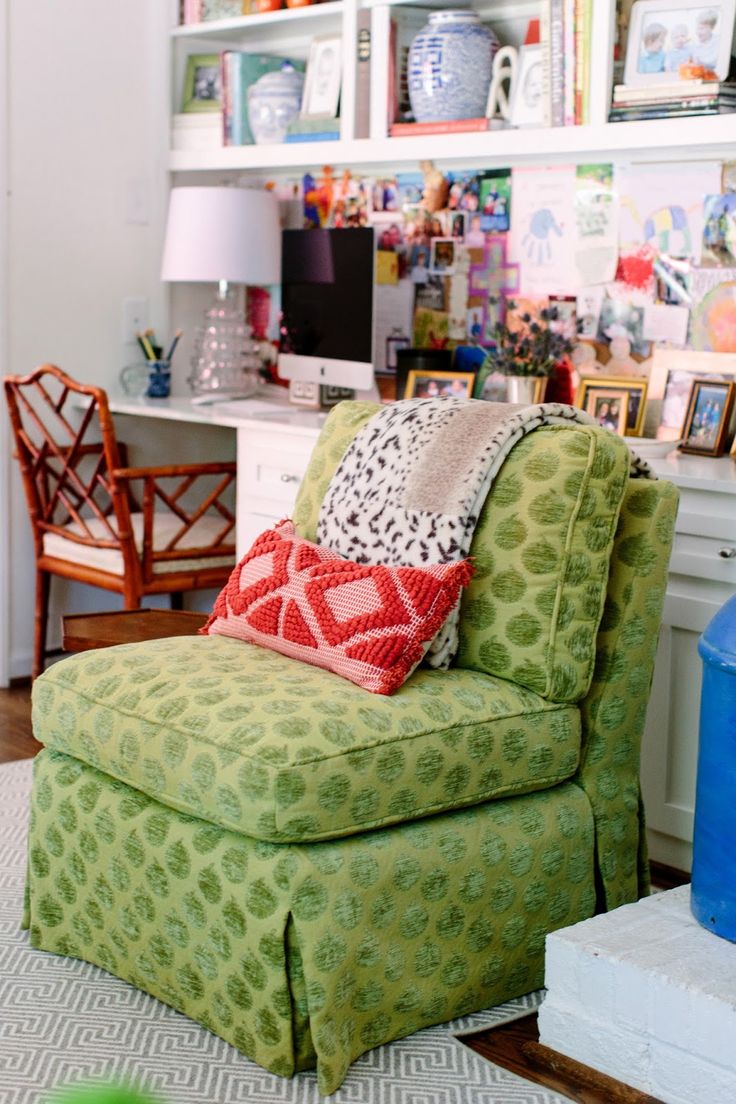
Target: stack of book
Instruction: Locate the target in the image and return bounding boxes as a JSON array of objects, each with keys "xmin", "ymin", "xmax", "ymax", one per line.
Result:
[
  {"xmin": 171, "ymin": 112, "xmax": 222, "ymax": 151},
  {"xmin": 609, "ymin": 80, "xmax": 736, "ymax": 121}
]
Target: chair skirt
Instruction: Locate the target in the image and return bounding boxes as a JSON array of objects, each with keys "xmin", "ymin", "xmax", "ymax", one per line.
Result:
[{"xmin": 24, "ymin": 749, "xmax": 596, "ymax": 1094}]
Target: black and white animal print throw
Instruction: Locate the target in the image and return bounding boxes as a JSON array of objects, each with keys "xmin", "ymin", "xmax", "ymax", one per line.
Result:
[{"xmin": 317, "ymin": 399, "xmax": 652, "ymax": 668}]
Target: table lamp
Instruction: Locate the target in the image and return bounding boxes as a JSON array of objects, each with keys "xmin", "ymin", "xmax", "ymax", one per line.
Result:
[{"xmin": 161, "ymin": 186, "xmax": 281, "ymax": 397}]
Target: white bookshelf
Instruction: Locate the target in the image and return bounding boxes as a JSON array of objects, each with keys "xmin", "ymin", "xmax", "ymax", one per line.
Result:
[
  {"xmin": 169, "ymin": 112, "xmax": 736, "ymax": 172},
  {"xmin": 169, "ymin": 0, "xmax": 735, "ymax": 174}
]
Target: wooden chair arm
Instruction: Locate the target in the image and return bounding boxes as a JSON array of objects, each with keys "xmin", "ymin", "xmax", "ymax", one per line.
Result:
[{"xmin": 112, "ymin": 461, "xmax": 237, "ymax": 480}]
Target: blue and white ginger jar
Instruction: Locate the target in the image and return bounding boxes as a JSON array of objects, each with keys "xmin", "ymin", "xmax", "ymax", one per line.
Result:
[
  {"xmin": 408, "ymin": 10, "xmax": 498, "ymax": 123},
  {"xmin": 247, "ymin": 63, "xmax": 304, "ymax": 145}
]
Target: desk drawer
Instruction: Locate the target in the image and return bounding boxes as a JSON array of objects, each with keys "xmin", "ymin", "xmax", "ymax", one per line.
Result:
[
  {"xmin": 238, "ymin": 433, "xmax": 316, "ymax": 508},
  {"xmin": 675, "ymin": 487, "xmax": 736, "ymax": 542},
  {"xmin": 670, "ymin": 532, "xmax": 736, "ymax": 585}
]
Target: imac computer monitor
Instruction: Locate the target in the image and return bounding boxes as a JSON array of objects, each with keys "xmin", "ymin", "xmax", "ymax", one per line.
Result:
[{"xmin": 278, "ymin": 228, "xmax": 375, "ymax": 391}]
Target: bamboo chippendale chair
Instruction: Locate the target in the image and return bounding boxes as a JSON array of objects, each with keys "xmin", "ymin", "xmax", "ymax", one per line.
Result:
[{"xmin": 4, "ymin": 364, "xmax": 237, "ymax": 678}]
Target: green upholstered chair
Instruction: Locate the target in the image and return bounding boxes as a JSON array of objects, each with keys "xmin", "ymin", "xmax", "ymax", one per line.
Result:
[{"xmin": 23, "ymin": 404, "xmax": 679, "ymax": 1094}]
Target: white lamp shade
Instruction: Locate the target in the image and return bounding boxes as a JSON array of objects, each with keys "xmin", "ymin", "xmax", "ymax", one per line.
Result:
[{"xmin": 161, "ymin": 186, "xmax": 281, "ymax": 285}]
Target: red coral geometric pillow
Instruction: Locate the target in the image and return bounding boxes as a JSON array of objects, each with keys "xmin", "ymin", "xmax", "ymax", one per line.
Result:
[{"xmin": 203, "ymin": 520, "xmax": 474, "ymax": 695}]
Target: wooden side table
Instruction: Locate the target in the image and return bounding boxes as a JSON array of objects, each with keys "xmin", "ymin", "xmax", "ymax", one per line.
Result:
[{"xmin": 62, "ymin": 609, "xmax": 208, "ymax": 652}]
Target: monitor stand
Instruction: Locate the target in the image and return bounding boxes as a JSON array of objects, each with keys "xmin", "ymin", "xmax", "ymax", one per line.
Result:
[{"xmin": 288, "ymin": 378, "xmax": 381, "ymax": 409}]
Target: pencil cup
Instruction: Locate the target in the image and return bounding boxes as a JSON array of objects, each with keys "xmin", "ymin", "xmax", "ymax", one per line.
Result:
[
  {"xmin": 145, "ymin": 360, "xmax": 171, "ymax": 398},
  {"xmin": 120, "ymin": 360, "xmax": 171, "ymax": 399}
]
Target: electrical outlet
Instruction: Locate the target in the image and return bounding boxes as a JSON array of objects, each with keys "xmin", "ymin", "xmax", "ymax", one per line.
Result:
[{"xmin": 122, "ymin": 298, "xmax": 149, "ymax": 345}]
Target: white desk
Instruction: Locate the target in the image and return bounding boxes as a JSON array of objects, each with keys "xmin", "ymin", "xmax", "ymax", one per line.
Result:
[{"xmin": 107, "ymin": 389, "xmax": 326, "ymax": 554}]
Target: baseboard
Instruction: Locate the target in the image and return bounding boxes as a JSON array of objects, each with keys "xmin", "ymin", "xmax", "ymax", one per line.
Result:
[
  {"xmin": 9, "ymin": 647, "xmax": 64, "ymax": 684},
  {"xmin": 649, "ymin": 860, "xmax": 690, "ymax": 891}
]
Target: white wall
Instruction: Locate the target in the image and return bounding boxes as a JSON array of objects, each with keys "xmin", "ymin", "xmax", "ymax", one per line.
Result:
[
  {"xmin": 0, "ymin": 0, "xmax": 10, "ymax": 685},
  {"xmin": 4, "ymin": 1, "xmax": 172, "ymax": 679}
]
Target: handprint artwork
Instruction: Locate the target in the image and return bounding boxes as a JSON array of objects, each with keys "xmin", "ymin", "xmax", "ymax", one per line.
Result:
[{"xmin": 522, "ymin": 207, "xmax": 563, "ymax": 263}]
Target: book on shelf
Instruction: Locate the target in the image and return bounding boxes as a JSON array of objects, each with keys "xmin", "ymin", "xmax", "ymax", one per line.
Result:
[
  {"xmin": 285, "ymin": 115, "xmax": 340, "ymax": 142},
  {"xmin": 609, "ymin": 96, "xmax": 736, "ymax": 121},
  {"xmin": 180, "ymin": 0, "xmax": 203, "ymax": 23},
  {"xmin": 284, "ymin": 130, "xmax": 341, "ymax": 143},
  {"xmin": 171, "ymin": 112, "xmax": 222, "ymax": 150},
  {"xmin": 204, "ymin": 0, "xmax": 247, "ymax": 18},
  {"xmin": 221, "ymin": 52, "xmax": 305, "ymax": 145},
  {"xmin": 563, "ymin": 0, "xmax": 576, "ymax": 125},
  {"xmin": 574, "ymin": 0, "xmax": 592, "ymax": 124},
  {"xmin": 180, "ymin": 0, "xmax": 249, "ymax": 25},
  {"xmin": 389, "ymin": 117, "xmax": 489, "ymax": 136},
  {"xmin": 354, "ymin": 6, "xmax": 371, "ymax": 140},
  {"xmin": 613, "ymin": 79, "xmax": 727, "ymax": 103},
  {"xmin": 540, "ymin": 0, "xmax": 565, "ymax": 127}
]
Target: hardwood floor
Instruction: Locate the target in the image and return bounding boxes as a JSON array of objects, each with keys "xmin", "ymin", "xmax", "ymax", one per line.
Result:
[{"xmin": 0, "ymin": 683, "xmax": 41, "ymax": 763}]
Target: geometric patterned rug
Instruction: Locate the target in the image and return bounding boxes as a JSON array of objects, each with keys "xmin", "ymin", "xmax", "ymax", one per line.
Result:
[{"xmin": 0, "ymin": 759, "xmax": 569, "ymax": 1104}]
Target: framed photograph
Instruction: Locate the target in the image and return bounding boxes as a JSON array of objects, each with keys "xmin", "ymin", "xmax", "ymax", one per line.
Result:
[
  {"xmin": 623, "ymin": 1, "xmax": 736, "ymax": 86},
  {"xmin": 301, "ymin": 35, "xmax": 342, "ymax": 118},
  {"xmin": 509, "ymin": 44, "xmax": 545, "ymax": 128},
  {"xmin": 181, "ymin": 54, "xmax": 222, "ymax": 113},
  {"xmin": 580, "ymin": 387, "xmax": 630, "ymax": 435},
  {"xmin": 680, "ymin": 379, "xmax": 735, "ymax": 454},
  {"xmin": 576, "ymin": 376, "xmax": 649, "ymax": 435},
  {"xmin": 648, "ymin": 347, "xmax": 736, "ymax": 438},
  {"xmin": 405, "ymin": 369, "xmax": 476, "ymax": 400},
  {"xmin": 429, "ymin": 238, "xmax": 456, "ymax": 275}
]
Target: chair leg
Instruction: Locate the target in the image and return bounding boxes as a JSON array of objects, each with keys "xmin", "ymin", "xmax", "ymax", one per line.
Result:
[
  {"xmin": 122, "ymin": 585, "xmax": 141, "ymax": 611},
  {"xmin": 33, "ymin": 570, "xmax": 50, "ymax": 681},
  {"xmin": 170, "ymin": 592, "xmax": 184, "ymax": 611}
]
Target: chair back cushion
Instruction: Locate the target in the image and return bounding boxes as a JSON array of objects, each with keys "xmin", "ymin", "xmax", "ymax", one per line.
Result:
[
  {"xmin": 457, "ymin": 424, "xmax": 631, "ymax": 701},
  {"xmin": 295, "ymin": 403, "xmax": 631, "ymax": 703}
]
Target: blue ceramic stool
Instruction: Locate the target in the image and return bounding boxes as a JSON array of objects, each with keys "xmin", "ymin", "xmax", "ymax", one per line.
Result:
[{"xmin": 692, "ymin": 595, "xmax": 736, "ymax": 941}]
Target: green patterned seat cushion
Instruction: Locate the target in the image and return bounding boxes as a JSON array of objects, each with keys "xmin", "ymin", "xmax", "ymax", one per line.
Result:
[
  {"xmin": 294, "ymin": 403, "xmax": 631, "ymax": 703},
  {"xmin": 32, "ymin": 635, "xmax": 581, "ymax": 844}
]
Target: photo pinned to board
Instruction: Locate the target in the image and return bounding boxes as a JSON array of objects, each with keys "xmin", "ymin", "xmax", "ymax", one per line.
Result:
[
  {"xmin": 615, "ymin": 161, "xmax": 722, "ymax": 261},
  {"xmin": 430, "ymin": 238, "xmax": 457, "ymax": 275},
  {"xmin": 597, "ymin": 294, "xmax": 648, "ymax": 355},
  {"xmin": 449, "ymin": 212, "xmax": 467, "ymax": 241},
  {"xmin": 479, "ymin": 170, "xmax": 511, "ymax": 232},
  {"xmin": 702, "ymin": 194, "xmax": 736, "ymax": 266},
  {"xmin": 690, "ymin": 280, "xmax": 736, "ymax": 352}
]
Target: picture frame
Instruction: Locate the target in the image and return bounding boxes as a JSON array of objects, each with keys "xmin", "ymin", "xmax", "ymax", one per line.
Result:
[
  {"xmin": 623, "ymin": 0, "xmax": 736, "ymax": 86},
  {"xmin": 579, "ymin": 386, "xmax": 630, "ymax": 435},
  {"xmin": 680, "ymin": 378, "xmax": 735, "ymax": 455},
  {"xmin": 509, "ymin": 44, "xmax": 545, "ymax": 128},
  {"xmin": 301, "ymin": 35, "xmax": 343, "ymax": 118},
  {"xmin": 404, "ymin": 369, "xmax": 476, "ymax": 400},
  {"xmin": 181, "ymin": 54, "xmax": 222, "ymax": 113},
  {"xmin": 648, "ymin": 348, "xmax": 736, "ymax": 439},
  {"xmin": 575, "ymin": 375, "xmax": 649, "ymax": 435}
]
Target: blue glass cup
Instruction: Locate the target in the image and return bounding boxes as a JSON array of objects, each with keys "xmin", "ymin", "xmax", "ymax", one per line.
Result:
[{"xmin": 145, "ymin": 360, "xmax": 171, "ymax": 398}]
